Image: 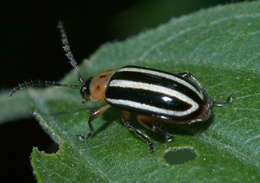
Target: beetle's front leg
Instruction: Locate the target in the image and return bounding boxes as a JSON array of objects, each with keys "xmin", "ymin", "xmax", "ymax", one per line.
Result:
[
  {"xmin": 79, "ymin": 104, "xmax": 111, "ymax": 140},
  {"xmin": 121, "ymin": 111, "xmax": 155, "ymax": 152}
]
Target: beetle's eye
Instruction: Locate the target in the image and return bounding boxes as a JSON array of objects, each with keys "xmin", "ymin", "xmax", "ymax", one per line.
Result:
[
  {"xmin": 80, "ymin": 85, "xmax": 90, "ymax": 98},
  {"xmin": 80, "ymin": 86, "xmax": 88, "ymax": 95},
  {"xmin": 80, "ymin": 78, "xmax": 92, "ymax": 99}
]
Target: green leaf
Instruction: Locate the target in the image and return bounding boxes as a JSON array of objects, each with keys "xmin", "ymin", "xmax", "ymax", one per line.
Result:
[
  {"xmin": 0, "ymin": 90, "xmax": 33, "ymax": 124},
  {"xmin": 26, "ymin": 1, "xmax": 260, "ymax": 182}
]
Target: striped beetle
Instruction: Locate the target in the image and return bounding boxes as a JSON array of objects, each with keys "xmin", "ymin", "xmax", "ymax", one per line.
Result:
[{"xmin": 10, "ymin": 22, "xmax": 232, "ymax": 152}]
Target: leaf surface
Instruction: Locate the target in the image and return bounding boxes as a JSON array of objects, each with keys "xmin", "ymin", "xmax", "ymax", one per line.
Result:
[
  {"xmin": 27, "ymin": 2, "xmax": 260, "ymax": 182},
  {"xmin": 0, "ymin": 91, "xmax": 33, "ymax": 124}
]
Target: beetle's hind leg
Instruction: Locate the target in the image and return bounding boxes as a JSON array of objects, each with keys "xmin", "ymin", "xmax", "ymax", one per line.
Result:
[
  {"xmin": 178, "ymin": 72, "xmax": 204, "ymax": 89},
  {"xmin": 121, "ymin": 111, "xmax": 155, "ymax": 152},
  {"xmin": 178, "ymin": 72, "xmax": 192, "ymax": 79},
  {"xmin": 79, "ymin": 104, "xmax": 111, "ymax": 140},
  {"xmin": 178, "ymin": 72, "xmax": 233, "ymax": 107},
  {"xmin": 137, "ymin": 114, "xmax": 174, "ymax": 142}
]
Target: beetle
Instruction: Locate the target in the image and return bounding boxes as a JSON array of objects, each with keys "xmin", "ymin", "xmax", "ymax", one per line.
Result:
[{"xmin": 10, "ymin": 22, "xmax": 233, "ymax": 152}]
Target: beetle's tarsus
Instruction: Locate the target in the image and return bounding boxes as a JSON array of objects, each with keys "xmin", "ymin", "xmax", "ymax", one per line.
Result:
[
  {"xmin": 78, "ymin": 132, "xmax": 94, "ymax": 141},
  {"xmin": 213, "ymin": 94, "xmax": 233, "ymax": 107},
  {"xmin": 153, "ymin": 123, "xmax": 174, "ymax": 142},
  {"xmin": 165, "ymin": 132, "xmax": 175, "ymax": 142},
  {"xmin": 148, "ymin": 141, "xmax": 155, "ymax": 152}
]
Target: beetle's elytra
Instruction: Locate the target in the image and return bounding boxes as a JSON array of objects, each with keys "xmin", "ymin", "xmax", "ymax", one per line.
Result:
[{"xmin": 10, "ymin": 22, "xmax": 233, "ymax": 152}]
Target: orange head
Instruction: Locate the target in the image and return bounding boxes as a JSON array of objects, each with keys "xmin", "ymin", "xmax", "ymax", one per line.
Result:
[{"xmin": 80, "ymin": 70, "xmax": 115, "ymax": 101}]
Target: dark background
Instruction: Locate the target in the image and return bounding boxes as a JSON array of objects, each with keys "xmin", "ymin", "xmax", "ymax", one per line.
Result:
[{"xmin": 2, "ymin": 0, "xmax": 245, "ymax": 182}]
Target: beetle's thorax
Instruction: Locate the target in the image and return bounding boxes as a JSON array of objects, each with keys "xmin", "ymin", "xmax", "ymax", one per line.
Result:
[{"xmin": 89, "ymin": 70, "xmax": 115, "ymax": 101}]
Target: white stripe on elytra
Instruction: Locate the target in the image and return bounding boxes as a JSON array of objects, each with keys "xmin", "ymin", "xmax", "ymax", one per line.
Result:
[
  {"xmin": 106, "ymin": 98, "xmax": 198, "ymax": 117},
  {"xmin": 118, "ymin": 67, "xmax": 204, "ymax": 100},
  {"xmin": 108, "ymin": 80, "xmax": 199, "ymax": 116}
]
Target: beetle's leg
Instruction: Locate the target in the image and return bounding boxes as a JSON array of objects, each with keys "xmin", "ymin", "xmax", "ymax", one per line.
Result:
[
  {"xmin": 178, "ymin": 72, "xmax": 192, "ymax": 79},
  {"xmin": 213, "ymin": 94, "xmax": 233, "ymax": 107},
  {"xmin": 178, "ymin": 72, "xmax": 233, "ymax": 106},
  {"xmin": 178, "ymin": 72, "xmax": 205, "ymax": 90},
  {"xmin": 137, "ymin": 114, "xmax": 174, "ymax": 142},
  {"xmin": 154, "ymin": 123, "xmax": 174, "ymax": 142},
  {"xmin": 178, "ymin": 72, "xmax": 209, "ymax": 101},
  {"xmin": 122, "ymin": 111, "xmax": 155, "ymax": 152},
  {"xmin": 122, "ymin": 111, "xmax": 131, "ymax": 121},
  {"xmin": 79, "ymin": 104, "xmax": 111, "ymax": 140}
]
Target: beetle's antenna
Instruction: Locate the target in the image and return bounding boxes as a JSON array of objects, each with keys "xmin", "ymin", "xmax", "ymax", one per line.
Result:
[
  {"xmin": 57, "ymin": 21, "xmax": 85, "ymax": 83},
  {"xmin": 9, "ymin": 22, "xmax": 84, "ymax": 97},
  {"xmin": 9, "ymin": 80, "xmax": 80, "ymax": 96}
]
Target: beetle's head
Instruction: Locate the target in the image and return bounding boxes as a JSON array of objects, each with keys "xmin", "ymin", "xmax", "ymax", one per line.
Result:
[{"xmin": 83, "ymin": 70, "xmax": 115, "ymax": 102}]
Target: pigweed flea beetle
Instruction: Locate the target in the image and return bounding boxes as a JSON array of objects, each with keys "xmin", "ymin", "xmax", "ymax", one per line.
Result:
[{"xmin": 10, "ymin": 22, "xmax": 233, "ymax": 152}]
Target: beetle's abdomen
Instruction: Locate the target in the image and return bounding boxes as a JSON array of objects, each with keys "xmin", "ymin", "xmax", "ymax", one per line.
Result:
[{"xmin": 105, "ymin": 66, "xmax": 206, "ymax": 121}]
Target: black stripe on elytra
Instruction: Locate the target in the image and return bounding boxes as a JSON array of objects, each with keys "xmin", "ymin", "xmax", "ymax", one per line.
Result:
[
  {"xmin": 105, "ymin": 87, "xmax": 191, "ymax": 112},
  {"xmin": 105, "ymin": 87, "xmax": 203, "ymax": 121},
  {"xmin": 111, "ymin": 70, "xmax": 204, "ymax": 105}
]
